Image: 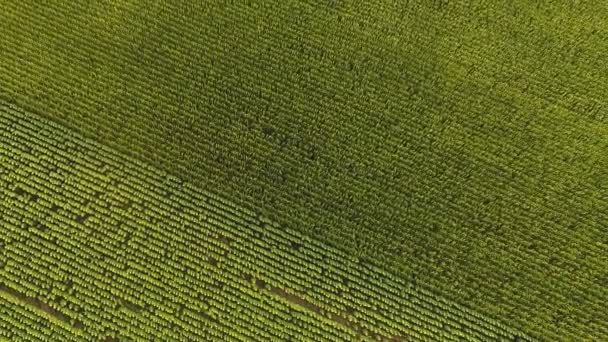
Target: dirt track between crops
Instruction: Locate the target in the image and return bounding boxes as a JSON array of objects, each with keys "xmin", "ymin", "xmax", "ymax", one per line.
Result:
[
  {"xmin": 250, "ymin": 275, "xmax": 405, "ymax": 341},
  {"xmin": 0, "ymin": 283, "xmax": 83, "ymax": 329}
]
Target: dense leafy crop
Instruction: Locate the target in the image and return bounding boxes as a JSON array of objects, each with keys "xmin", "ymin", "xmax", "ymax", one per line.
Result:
[
  {"xmin": 0, "ymin": 103, "xmax": 533, "ymax": 340},
  {"xmin": 1, "ymin": 1, "xmax": 607, "ymax": 340}
]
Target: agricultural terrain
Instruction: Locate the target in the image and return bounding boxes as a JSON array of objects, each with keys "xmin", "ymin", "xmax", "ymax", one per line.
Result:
[
  {"xmin": 1, "ymin": 0, "xmax": 607, "ymax": 341},
  {"xmin": 0, "ymin": 101, "xmax": 534, "ymax": 341}
]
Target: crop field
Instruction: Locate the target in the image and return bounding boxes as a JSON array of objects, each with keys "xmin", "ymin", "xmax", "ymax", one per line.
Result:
[
  {"xmin": 0, "ymin": 102, "xmax": 532, "ymax": 340},
  {"xmin": 1, "ymin": 0, "xmax": 607, "ymax": 341}
]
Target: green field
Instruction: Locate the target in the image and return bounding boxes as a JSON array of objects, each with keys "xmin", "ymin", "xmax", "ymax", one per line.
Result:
[
  {"xmin": 1, "ymin": 1, "xmax": 607, "ymax": 341},
  {"xmin": 0, "ymin": 102, "xmax": 532, "ymax": 341}
]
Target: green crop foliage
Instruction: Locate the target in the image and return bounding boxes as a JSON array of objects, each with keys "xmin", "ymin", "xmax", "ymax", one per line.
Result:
[
  {"xmin": 0, "ymin": 103, "xmax": 533, "ymax": 340},
  {"xmin": 0, "ymin": 1, "xmax": 607, "ymax": 340}
]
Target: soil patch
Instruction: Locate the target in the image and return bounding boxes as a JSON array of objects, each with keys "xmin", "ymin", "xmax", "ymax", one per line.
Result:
[{"xmin": 0, "ymin": 283, "xmax": 82, "ymax": 329}]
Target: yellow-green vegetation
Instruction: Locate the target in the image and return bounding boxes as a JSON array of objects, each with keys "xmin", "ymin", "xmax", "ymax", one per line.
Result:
[
  {"xmin": 0, "ymin": 103, "xmax": 532, "ymax": 340},
  {"xmin": 1, "ymin": 1, "xmax": 607, "ymax": 341}
]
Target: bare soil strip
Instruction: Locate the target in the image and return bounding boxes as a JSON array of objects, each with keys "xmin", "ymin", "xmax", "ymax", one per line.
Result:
[
  {"xmin": 0, "ymin": 283, "xmax": 83, "ymax": 329},
  {"xmin": 251, "ymin": 275, "xmax": 405, "ymax": 341}
]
